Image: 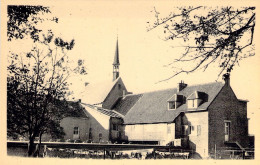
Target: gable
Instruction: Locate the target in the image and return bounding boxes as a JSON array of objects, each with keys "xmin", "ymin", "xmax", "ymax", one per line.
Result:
[
  {"xmin": 208, "ymin": 83, "xmax": 241, "ymax": 111},
  {"xmin": 102, "ymin": 77, "xmax": 128, "ymax": 109},
  {"xmin": 79, "ymin": 77, "xmax": 126, "ymax": 105}
]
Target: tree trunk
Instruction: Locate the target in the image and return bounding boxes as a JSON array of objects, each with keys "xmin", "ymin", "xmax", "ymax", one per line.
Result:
[
  {"xmin": 37, "ymin": 132, "xmax": 43, "ymax": 157},
  {"xmin": 28, "ymin": 137, "xmax": 35, "ymax": 157}
]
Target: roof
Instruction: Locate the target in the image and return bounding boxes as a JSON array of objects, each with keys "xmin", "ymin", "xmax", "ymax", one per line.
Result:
[
  {"xmin": 81, "ymin": 103, "xmax": 124, "ymax": 119},
  {"xmin": 167, "ymin": 94, "xmax": 184, "ymax": 102},
  {"xmin": 79, "ymin": 77, "xmax": 121, "ymax": 105},
  {"xmin": 113, "ymin": 38, "xmax": 120, "ymax": 65},
  {"xmin": 55, "ymin": 100, "xmax": 88, "ymax": 118},
  {"xmin": 112, "ymin": 94, "xmax": 143, "ymax": 115},
  {"xmin": 119, "ymin": 82, "xmax": 224, "ymax": 124}
]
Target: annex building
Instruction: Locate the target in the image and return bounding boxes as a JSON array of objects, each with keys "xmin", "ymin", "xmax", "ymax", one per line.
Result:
[{"xmin": 60, "ymin": 39, "xmax": 253, "ymax": 158}]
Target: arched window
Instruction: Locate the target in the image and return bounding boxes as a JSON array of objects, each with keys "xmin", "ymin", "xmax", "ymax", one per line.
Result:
[
  {"xmin": 89, "ymin": 128, "xmax": 92, "ymax": 140},
  {"xmin": 99, "ymin": 133, "xmax": 102, "ymax": 142}
]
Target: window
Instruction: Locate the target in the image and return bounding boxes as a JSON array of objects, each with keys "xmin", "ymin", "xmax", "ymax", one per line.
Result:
[
  {"xmin": 73, "ymin": 127, "xmax": 79, "ymax": 135},
  {"xmin": 182, "ymin": 125, "xmax": 189, "ymax": 135},
  {"xmin": 99, "ymin": 133, "xmax": 102, "ymax": 142},
  {"xmin": 189, "ymin": 125, "xmax": 194, "ymax": 133},
  {"xmin": 168, "ymin": 101, "xmax": 176, "ymax": 110},
  {"xmin": 118, "ymin": 84, "xmax": 121, "ymax": 89},
  {"xmin": 224, "ymin": 121, "xmax": 231, "ymax": 141},
  {"xmin": 112, "ymin": 124, "xmax": 118, "ymax": 131},
  {"xmin": 89, "ymin": 128, "xmax": 92, "ymax": 140},
  {"xmin": 197, "ymin": 125, "xmax": 201, "ymax": 136}
]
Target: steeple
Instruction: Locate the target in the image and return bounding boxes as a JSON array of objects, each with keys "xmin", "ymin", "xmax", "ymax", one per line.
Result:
[{"xmin": 113, "ymin": 37, "xmax": 120, "ymax": 81}]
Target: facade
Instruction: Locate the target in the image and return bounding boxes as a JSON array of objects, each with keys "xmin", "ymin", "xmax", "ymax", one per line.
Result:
[
  {"xmin": 111, "ymin": 75, "xmax": 250, "ymax": 158},
  {"xmin": 60, "ymin": 103, "xmax": 124, "ymax": 143},
  {"xmin": 58, "ymin": 38, "xmax": 252, "ymax": 158}
]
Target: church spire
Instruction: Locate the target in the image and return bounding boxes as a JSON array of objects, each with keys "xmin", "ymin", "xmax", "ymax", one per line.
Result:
[{"xmin": 113, "ymin": 37, "xmax": 120, "ymax": 81}]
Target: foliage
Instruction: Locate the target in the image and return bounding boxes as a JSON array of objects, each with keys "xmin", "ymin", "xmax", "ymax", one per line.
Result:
[
  {"xmin": 7, "ymin": 5, "xmax": 58, "ymax": 41},
  {"xmin": 147, "ymin": 6, "xmax": 255, "ymax": 81},
  {"xmin": 7, "ymin": 5, "xmax": 87, "ymax": 156}
]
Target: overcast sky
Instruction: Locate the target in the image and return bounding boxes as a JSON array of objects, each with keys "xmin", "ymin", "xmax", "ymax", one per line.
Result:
[{"xmin": 6, "ymin": 1, "xmax": 260, "ymax": 134}]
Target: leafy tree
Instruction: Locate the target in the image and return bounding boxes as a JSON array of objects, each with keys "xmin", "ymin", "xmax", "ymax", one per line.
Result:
[
  {"xmin": 8, "ymin": 5, "xmax": 58, "ymax": 41},
  {"xmin": 147, "ymin": 6, "xmax": 255, "ymax": 81},
  {"xmin": 7, "ymin": 5, "xmax": 87, "ymax": 156}
]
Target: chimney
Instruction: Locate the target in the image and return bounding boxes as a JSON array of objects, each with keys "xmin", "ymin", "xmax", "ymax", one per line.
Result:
[
  {"xmin": 177, "ymin": 80, "xmax": 187, "ymax": 92},
  {"xmin": 223, "ymin": 73, "xmax": 230, "ymax": 86}
]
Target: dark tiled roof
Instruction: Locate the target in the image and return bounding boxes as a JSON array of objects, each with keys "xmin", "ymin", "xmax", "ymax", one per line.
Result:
[
  {"xmin": 112, "ymin": 94, "xmax": 143, "ymax": 115},
  {"xmin": 55, "ymin": 101, "xmax": 88, "ymax": 118},
  {"xmin": 81, "ymin": 103, "xmax": 124, "ymax": 119},
  {"xmin": 123, "ymin": 82, "xmax": 224, "ymax": 124}
]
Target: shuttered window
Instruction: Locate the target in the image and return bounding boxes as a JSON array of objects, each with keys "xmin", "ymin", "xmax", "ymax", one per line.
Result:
[{"xmin": 197, "ymin": 125, "xmax": 201, "ymax": 136}]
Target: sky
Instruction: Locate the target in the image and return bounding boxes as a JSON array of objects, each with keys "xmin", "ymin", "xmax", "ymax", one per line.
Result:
[{"xmin": 4, "ymin": 1, "xmax": 260, "ymax": 134}]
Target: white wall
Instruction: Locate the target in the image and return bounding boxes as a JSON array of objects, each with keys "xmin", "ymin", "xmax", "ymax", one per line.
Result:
[
  {"xmin": 185, "ymin": 112, "xmax": 209, "ymax": 158},
  {"xmin": 187, "ymin": 99, "xmax": 203, "ymax": 109},
  {"xmin": 80, "ymin": 105, "xmax": 111, "ymax": 142},
  {"xmin": 125, "ymin": 123, "xmax": 175, "ymax": 145},
  {"xmin": 82, "ymin": 105, "xmax": 110, "ymax": 130}
]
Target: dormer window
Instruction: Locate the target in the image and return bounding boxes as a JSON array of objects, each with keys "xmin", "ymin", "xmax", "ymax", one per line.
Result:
[
  {"xmin": 188, "ymin": 99, "xmax": 195, "ymax": 108},
  {"xmin": 167, "ymin": 94, "xmax": 184, "ymax": 110},
  {"xmin": 187, "ymin": 91, "xmax": 208, "ymax": 109},
  {"xmin": 168, "ymin": 101, "xmax": 176, "ymax": 110}
]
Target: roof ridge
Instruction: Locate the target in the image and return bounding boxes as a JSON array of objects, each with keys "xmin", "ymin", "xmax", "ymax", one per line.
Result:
[
  {"xmin": 122, "ymin": 93, "xmax": 143, "ymax": 97},
  {"xmin": 128, "ymin": 81, "xmax": 223, "ymax": 95},
  {"xmin": 133, "ymin": 88, "xmax": 177, "ymax": 95},
  {"xmin": 186, "ymin": 81, "xmax": 223, "ymax": 87}
]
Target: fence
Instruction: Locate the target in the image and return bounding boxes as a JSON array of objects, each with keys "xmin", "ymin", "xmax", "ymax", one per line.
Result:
[
  {"xmin": 210, "ymin": 147, "xmax": 255, "ymax": 159},
  {"xmin": 8, "ymin": 141, "xmax": 254, "ymax": 159},
  {"xmin": 7, "ymin": 141, "xmax": 194, "ymax": 159}
]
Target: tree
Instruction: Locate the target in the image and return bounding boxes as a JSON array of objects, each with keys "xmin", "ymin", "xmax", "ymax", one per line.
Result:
[
  {"xmin": 7, "ymin": 5, "xmax": 87, "ymax": 156},
  {"xmin": 147, "ymin": 6, "xmax": 255, "ymax": 81},
  {"xmin": 7, "ymin": 5, "xmax": 58, "ymax": 41}
]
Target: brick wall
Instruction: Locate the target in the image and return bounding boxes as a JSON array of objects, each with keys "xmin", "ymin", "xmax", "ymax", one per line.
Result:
[{"xmin": 208, "ymin": 83, "xmax": 249, "ymax": 157}]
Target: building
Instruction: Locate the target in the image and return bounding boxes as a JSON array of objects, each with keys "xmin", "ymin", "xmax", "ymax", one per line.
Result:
[
  {"xmin": 59, "ymin": 38, "xmax": 252, "ymax": 158},
  {"xmin": 59, "ymin": 101, "xmax": 124, "ymax": 143},
  {"xmin": 59, "ymin": 38, "xmax": 126, "ymax": 143},
  {"xmin": 112, "ymin": 74, "xmax": 250, "ymax": 158}
]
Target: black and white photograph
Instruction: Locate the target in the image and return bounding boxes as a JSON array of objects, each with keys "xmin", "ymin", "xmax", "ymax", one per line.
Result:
[{"xmin": 1, "ymin": 0, "xmax": 259, "ymax": 163}]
